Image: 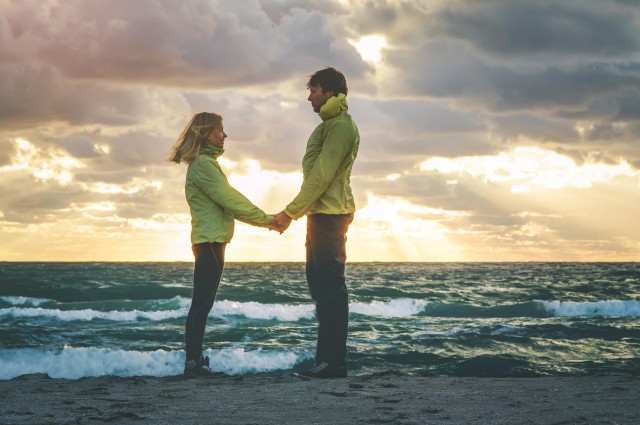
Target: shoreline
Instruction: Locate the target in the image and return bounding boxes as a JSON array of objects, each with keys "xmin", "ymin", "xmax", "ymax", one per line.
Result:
[{"xmin": 1, "ymin": 373, "xmax": 639, "ymax": 424}]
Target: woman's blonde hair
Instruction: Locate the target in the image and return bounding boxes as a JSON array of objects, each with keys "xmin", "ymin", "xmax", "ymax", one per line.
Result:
[{"xmin": 168, "ymin": 112, "xmax": 223, "ymax": 164}]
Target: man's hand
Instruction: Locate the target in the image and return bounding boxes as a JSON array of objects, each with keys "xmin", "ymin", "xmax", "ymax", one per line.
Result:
[
  {"xmin": 269, "ymin": 219, "xmax": 284, "ymax": 233},
  {"xmin": 271, "ymin": 211, "xmax": 292, "ymax": 234}
]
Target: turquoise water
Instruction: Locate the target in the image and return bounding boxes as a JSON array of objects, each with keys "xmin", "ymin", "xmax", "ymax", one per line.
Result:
[{"xmin": 1, "ymin": 262, "xmax": 639, "ymax": 379}]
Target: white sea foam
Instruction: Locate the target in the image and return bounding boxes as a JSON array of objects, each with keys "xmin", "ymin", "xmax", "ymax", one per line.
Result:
[
  {"xmin": 212, "ymin": 300, "xmax": 315, "ymax": 321},
  {"xmin": 205, "ymin": 347, "xmax": 312, "ymax": 375},
  {"xmin": 539, "ymin": 300, "xmax": 640, "ymax": 317},
  {"xmin": 0, "ymin": 296, "xmax": 51, "ymax": 307},
  {"xmin": 0, "ymin": 301, "xmax": 313, "ymax": 322},
  {"xmin": 162, "ymin": 283, "xmax": 191, "ymax": 288},
  {"xmin": 0, "ymin": 307, "xmax": 186, "ymax": 321},
  {"xmin": 0, "ymin": 346, "xmax": 311, "ymax": 380},
  {"xmin": 0, "ymin": 298, "xmax": 430, "ymax": 322},
  {"xmin": 177, "ymin": 297, "xmax": 315, "ymax": 321},
  {"xmin": 350, "ymin": 298, "xmax": 428, "ymax": 317}
]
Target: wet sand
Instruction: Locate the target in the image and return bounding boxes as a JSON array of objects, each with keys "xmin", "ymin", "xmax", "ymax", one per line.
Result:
[{"xmin": 1, "ymin": 373, "xmax": 639, "ymax": 424}]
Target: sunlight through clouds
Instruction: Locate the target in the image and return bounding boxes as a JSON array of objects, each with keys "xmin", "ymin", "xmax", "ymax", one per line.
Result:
[
  {"xmin": 69, "ymin": 202, "xmax": 117, "ymax": 212},
  {"xmin": 420, "ymin": 147, "xmax": 638, "ymax": 191},
  {"xmin": 349, "ymin": 195, "xmax": 467, "ymax": 261},
  {"xmin": 80, "ymin": 179, "xmax": 163, "ymax": 195},
  {"xmin": 356, "ymin": 193, "xmax": 466, "ymax": 237},
  {"xmin": 0, "ymin": 138, "xmax": 84, "ymax": 185},
  {"xmin": 350, "ymin": 35, "xmax": 387, "ymax": 63},
  {"xmin": 225, "ymin": 160, "xmax": 303, "ymax": 212},
  {"xmin": 129, "ymin": 213, "xmax": 190, "ymax": 231}
]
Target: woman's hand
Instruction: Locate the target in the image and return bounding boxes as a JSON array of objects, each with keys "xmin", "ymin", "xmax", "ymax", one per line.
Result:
[{"xmin": 270, "ymin": 211, "xmax": 292, "ymax": 234}]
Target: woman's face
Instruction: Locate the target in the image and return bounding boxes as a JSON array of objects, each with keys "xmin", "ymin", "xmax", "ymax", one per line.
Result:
[{"xmin": 206, "ymin": 121, "xmax": 227, "ymax": 148}]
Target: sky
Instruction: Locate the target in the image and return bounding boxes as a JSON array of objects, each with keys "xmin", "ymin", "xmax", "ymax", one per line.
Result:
[{"xmin": 1, "ymin": 0, "xmax": 639, "ymax": 262}]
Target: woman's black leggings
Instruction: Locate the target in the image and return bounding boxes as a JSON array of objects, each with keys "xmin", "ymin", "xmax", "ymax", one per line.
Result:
[{"xmin": 185, "ymin": 242, "xmax": 226, "ymax": 362}]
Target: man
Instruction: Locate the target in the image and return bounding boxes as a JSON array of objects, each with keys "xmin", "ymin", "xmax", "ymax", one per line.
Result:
[{"xmin": 273, "ymin": 67, "xmax": 360, "ymax": 379}]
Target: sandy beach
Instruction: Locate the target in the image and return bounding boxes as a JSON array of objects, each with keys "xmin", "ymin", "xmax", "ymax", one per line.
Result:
[{"xmin": 1, "ymin": 373, "xmax": 638, "ymax": 424}]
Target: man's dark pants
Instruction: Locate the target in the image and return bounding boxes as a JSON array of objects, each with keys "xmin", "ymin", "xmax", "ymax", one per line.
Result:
[{"xmin": 305, "ymin": 213, "xmax": 354, "ymax": 368}]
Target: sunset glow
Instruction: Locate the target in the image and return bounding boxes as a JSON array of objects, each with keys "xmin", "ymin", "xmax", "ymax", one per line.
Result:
[
  {"xmin": 0, "ymin": 0, "xmax": 639, "ymax": 262},
  {"xmin": 351, "ymin": 35, "xmax": 387, "ymax": 63}
]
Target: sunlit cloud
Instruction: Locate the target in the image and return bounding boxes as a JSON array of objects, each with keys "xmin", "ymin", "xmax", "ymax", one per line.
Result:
[
  {"xmin": 350, "ymin": 35, "xmax": 387, "ymax": 63},
  {"xmin": 356, "ymin": 193, "xmax": 467, "ymax": 237},
  {"xmin": 69, "ymin": 202, "xmax": 117, "ymax": 212},
  {"xmin": 0, "ymin": 138, "xmax": 85, "ymax": 185},
  {"xmin": 513, "ymin": 222, "xmax": 555, "ymax": 238},
  {"xmin": 129, "ymin": 213, "xmax": 190, "ymax": 231},
  {"xmin": 420, "ymin": 146, "xmax": 637, "ymax": 191},
  {"xmin": 80, "ymin": 179, "xmax": 163, "ymax": 194},
  {"xmin": 225, "ymin": 160, "xmax": 303, "ymax": 212},
  {"xmin": 93, "ymin": 144, "xmax": 111, "ymax": 155},
  {"xmin": 386, "ymin": 173, "xmax": 401, "ymax": 181},
  {"xmin": 344, "ymin": 194, "xmax": 471, "ymax": 261}
]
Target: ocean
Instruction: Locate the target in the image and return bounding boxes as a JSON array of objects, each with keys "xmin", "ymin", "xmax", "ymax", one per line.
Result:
[{"xmin": 1, "ymin": 262, "xmax": 639, "ymax": 380}]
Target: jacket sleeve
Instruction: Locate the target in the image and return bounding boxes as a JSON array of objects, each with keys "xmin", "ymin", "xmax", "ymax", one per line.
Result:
[
  {"xmin": 192, "ymin": 158, "xmax": 274, "ymax": 228},
  {"xmin": 284, "ymin": 121, "xmax": 352, "ymax": 219}
]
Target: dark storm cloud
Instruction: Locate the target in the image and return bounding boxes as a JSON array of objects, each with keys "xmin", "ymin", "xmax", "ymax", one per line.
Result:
[
  {"xmin": 390, "ymin": 42, "xmax": 640, "ymax": 112},
  {"xmin": 488, "ymin": 114, "xmax": 579, "ymax": 144},
  {"xmin": 349, "ymin": 98, "xmax": 495, "ymax": 177},
  {"xmin": 101, "ymin": 131, "xmax": 173, "ymax": 167},
  {"xmin": 431, "ymin": 0, "xmax": 640, "ymax": 57},
  {"xmin": 0, "ymin": 0, "xmax": 366, "ymax": 130},
  {"xmin": 1, "ymin": 0, "xmax": 365, "ymax": 87},
  {"xmin": 557, "ymin": 91, "xmax": 640, "ymax": 122},
  {"xmin": 59, "ymin": 136, "xmax": 102, "ymax": 159},
  {"xmin": 0, "ymin": 176, "xmax": 89, "ymax": 223},
  {"xmin": 0, "ymin": 65, "xmax": 145, "ymax": 129},
  {"xmin": 367, "ymin": 0, "xmax": 640, "ymax": 167},
  {"xmin": 374, "ymin": 100, "xmax": 485, "ymax": 134}
]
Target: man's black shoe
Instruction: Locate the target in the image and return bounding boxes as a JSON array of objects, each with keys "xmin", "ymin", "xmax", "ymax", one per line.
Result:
[
  {"xmin": 183, "ymin": 356, "xmax": 222, "ymax": 378},
  {"xmin": 299, "ymin": 362, "xmax": 347, "ymax": 379}
]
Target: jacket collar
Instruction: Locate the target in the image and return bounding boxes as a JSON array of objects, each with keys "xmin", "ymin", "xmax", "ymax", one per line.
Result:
[
  {"xmin": 319, "ymin": 93, "xmax": 348, "ymax": 121},
  {"xmin": 200, "ymin": 144, "xmax": 224, "ymax": 159}
]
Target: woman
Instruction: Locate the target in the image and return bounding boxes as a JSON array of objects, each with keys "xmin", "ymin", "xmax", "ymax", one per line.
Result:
[{"xmin": 168, "ymin": 112, "xmax": 276, "ymax": 377}]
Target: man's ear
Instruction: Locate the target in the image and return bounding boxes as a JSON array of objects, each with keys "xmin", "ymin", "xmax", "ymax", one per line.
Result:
[{"xmin": 325, "ymin": 90, "xmax": 334, "ymax": 97}]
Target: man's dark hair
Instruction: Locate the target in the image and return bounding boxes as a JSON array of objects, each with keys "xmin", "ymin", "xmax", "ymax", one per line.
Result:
[{"xmin": 307, "ymin": 67, "xmax": 348, "ymax": 96}]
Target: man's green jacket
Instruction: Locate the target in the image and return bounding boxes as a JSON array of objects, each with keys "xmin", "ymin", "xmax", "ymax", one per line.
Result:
[{"xmin": 285, "ymin": 94, "xmax": 360, "ymax": 219}]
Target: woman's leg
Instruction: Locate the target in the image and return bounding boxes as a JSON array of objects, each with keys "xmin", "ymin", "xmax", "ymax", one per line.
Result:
[{"xmin": 185, "ymin": 242, "xmax": 226, "ymax": 363}]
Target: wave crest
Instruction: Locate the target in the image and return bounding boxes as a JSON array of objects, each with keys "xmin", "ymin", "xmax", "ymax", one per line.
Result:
[
  {"xmin": 538, "ymin": 300, "xmax": 640, "ymax": 317},
  {"xmin": 0, "ymin": 346, "xmax": 310, "ymax": 380}
]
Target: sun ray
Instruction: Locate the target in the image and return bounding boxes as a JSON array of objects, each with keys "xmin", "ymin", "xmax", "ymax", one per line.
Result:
[{"xmin": 350, "ymin": 35, "xmax": 387, "ymax": 63}]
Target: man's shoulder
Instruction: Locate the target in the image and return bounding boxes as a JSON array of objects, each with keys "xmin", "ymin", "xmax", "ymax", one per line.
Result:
[{"xmin": 322, "ymin": 112, "xmax": 357, "ymax": 134}]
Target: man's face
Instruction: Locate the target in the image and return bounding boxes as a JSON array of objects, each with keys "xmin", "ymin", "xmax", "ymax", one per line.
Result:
[{"xmin": 308, "ymin": 84, "xmax": 333, "ymax": 113}]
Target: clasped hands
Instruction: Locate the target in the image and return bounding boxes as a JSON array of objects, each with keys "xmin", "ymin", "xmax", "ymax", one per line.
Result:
[{"xmin": 270, "ymin": 211, "xmax": 292, "ymax": 234}]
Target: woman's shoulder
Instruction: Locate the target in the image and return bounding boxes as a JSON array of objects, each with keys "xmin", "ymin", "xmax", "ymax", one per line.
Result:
[
  {"xmin": 187, "ymin": 153, "xmax": 214, "ymax": 173},
  {"xmin": 189, "ymin": 153, "xmax": 225, "ymax": 180},
  {"xmin": 191, "ymin": 153, "xmax": 217, "ymax": 165}
]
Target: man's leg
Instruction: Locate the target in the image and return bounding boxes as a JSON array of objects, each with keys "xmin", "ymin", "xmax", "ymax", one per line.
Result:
[{"xmin": 305, "ymin": 214, "xmax": 354, "ymax": 371}]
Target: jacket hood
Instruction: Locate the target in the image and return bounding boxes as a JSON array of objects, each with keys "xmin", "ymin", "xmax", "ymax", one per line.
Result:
[
  {"xmin": 319, "ymin": 93, "xmax": 348, "ymax": 121},
  {"xmin": 200, "ymin": 144, "xmax": 224, "ymax": 159}
]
